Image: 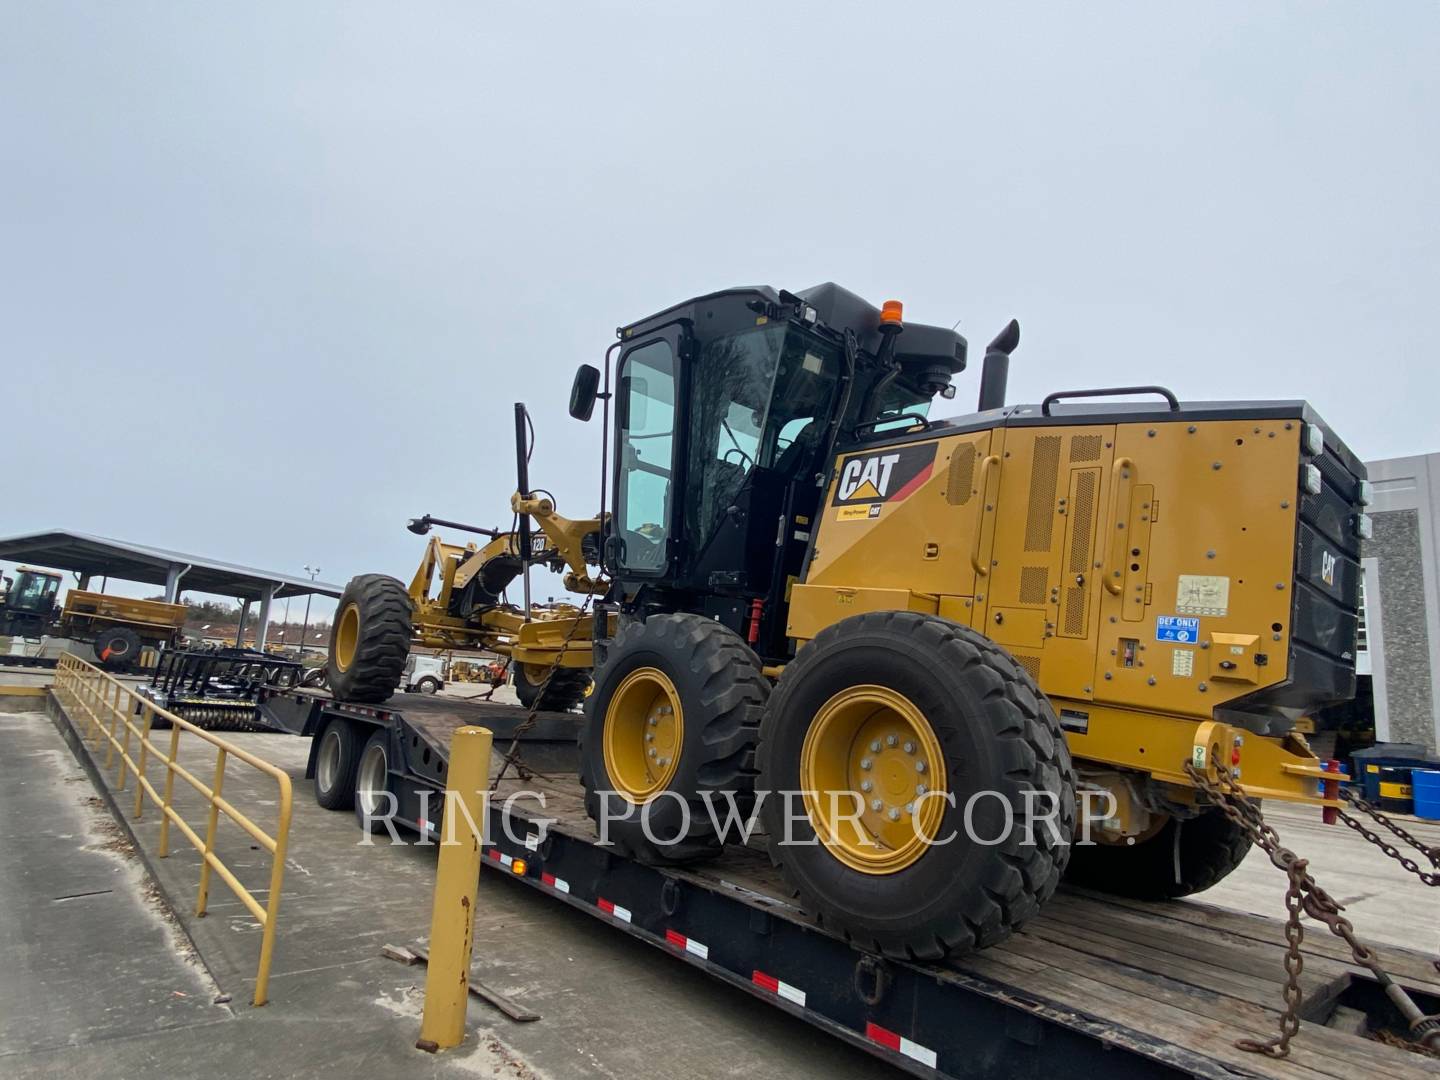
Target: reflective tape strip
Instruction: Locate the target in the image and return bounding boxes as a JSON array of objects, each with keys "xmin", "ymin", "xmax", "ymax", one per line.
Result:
[
  {"xmin": 597, "ymin": 898, "xmax": 631, "ymax": 923},
  {"xmin": 540, "ymin": 872, "xmax": 570, "ymax": 894},
  {"xmin": 664, "ymin": 929, "xmax": 709, "ymax": 960},
  {"xmin": 865, "ymin": 1022, "xmax": 937, "ymax": 1069},
  {"xmin": 486, "ymin": 849, "xmax": 513, "ymax": 868},
  {"xmin": 751, "ymin": 969, "xmax": 806, "ymax": 1007}
]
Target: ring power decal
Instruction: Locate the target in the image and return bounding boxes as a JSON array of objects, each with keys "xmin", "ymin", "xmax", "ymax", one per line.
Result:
[{"xmin": 831, "ymin": 443, "xmax": 937, "ymax": 509}]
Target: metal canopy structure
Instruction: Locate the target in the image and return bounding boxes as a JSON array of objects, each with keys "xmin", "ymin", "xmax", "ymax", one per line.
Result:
[
  {"xmin": 0, "ymin": 529, "xmax": 344, "ymax": 650},
  {"xmin": 0, "ymin": 530, "xmax": 342, "ymax": 601}
]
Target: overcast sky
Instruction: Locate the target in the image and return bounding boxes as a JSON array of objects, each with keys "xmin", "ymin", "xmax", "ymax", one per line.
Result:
[{"xmin": 2, "ymin": 3, "xmax": 1437, "ymax": 615}]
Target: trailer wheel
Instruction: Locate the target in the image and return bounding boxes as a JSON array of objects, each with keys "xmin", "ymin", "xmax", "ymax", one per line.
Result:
[
  {"xmin": 94, "ymin": 626, "xmax": 143, "ymax": 671},
  {"xmin": 580, "ymin": 614, "xmax": 768, "ymax": 864},
  {"xmin": 514, "ymin": 663, "xmax": 590, "ymax": 711},
  {"xmin": 1064, "ymin": 807, "xmax": 1252, "ymax": 899},
  {"xmin": 326, "ymin": 575, "xmax": 413, "ymax": 704},
  {"xmin": 314, "ymin": 718, "xmax": 363, "ymax": 811},
  {"xmin": 756, "ymin": 611, "xmax": 1076, "ymax": 960},
  {"xmin": 353, "ymin": 729, "xmax": 395, "ymax": 834}
]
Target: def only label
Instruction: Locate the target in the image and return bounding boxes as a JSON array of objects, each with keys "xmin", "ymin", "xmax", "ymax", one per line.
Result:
[{"xmin": 1155, "ymin": 615, "xmax": 1200, "ymax": 643}]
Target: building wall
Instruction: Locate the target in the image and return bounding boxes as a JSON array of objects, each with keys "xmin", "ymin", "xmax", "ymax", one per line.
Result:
[
  {"xmin": 1365, "ymin": 509, "xmax": 1434, "ymax": 746},
  {"xmin": 1364, "ymin": 453, "xmax": 1440, "ymax": 752}
]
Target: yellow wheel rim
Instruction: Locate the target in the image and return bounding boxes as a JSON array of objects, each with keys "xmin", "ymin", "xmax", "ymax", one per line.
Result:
[
  {"xmin": 523, "ymin": 663, "xmax": 550, "ymax": 683},
  {"xmin": 602, "ymin": 667, "xmax": 683, "ymax": 803},
  {"xmin": 334, "ymin": 603, "xmax": 360, "ymax": 672},
  {"xmin": 800, "ymin": 685, "xmax": 948, "ymax": 874}
]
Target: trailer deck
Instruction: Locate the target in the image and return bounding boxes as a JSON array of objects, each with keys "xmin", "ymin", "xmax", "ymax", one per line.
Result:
[{"xmin": 256, "ymin": 690, "xmax": 1440, "ymax": 1079}]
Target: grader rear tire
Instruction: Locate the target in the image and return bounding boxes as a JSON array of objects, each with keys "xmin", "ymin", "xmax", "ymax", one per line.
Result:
[
  {"xmin": 580, "ymin": 614, "xmax": 768, "ymax": 864},
  {"xmin": 757, "ymin": 611, "xmax": 1076, "ymax": 961},
  {"xmin": 514, "ymin": 663, "xmax": 590, "ymax": 711},
  {"xmin": 326, "ymin": 575, "xmax": 413, "ymax": 704},
  {"xmin": 1064, "ymin": 808, "xmax": 1252, "ymax": 899}
]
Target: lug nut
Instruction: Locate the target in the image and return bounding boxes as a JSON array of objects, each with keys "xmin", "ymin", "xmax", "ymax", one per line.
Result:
[
  {"xmin": 886, "ymin": 734, "xmax": 899, "ymax": 747},
  {"xmin": 860, "ymin": 757, "xmax": 873, "ymax": 770},
  {"xmin": 861, "ymin": 780, "xmax": 873, "ymax": 793},
  {"xmin": 887, "ymin": 808, "xmax": 901, "ymax": 821},
  {"xmin": 916, "ymin": 761, "xmax": 927, "ymax": 774},
  {"xmin": 905, "ymin": 802, "xmax": 915, "ymax": 814},
  {"xmin": 658, "ymin": 757, "xmax": 670, "ymax": 767},
  {"xmin": 902, "ymin": 740, "xmax": 916, "ymax": 754},
  {"xmin": 871, "ymin": 799, "xmax": 883, "ymax": 812},
  {"xmin": 648, "ymin": 716, "xmax": 658, "ymax": 726},
  {"xmin": 870, "ymin": 740, "xmax": 881, "ymax": 753},
  {"xmin": 648, "ymin": 748, "xmax": 657, "ymax": 758},
  {"xmin": 916, "ymin": 783, "xmax": 928, "ymax": 796}
]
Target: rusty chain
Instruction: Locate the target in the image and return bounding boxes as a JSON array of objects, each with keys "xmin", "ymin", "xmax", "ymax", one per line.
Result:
[
  {"xmin": 490, "ymin": 591, "xmax": 595, "ymax": 790},
  {"xmin": 1183, "ymin": 760, "xmax": 1440, "ymax": 1056},
  {"xmin": 1337, "ymin": 787, "xmax": 1440, "ymax": 886}
]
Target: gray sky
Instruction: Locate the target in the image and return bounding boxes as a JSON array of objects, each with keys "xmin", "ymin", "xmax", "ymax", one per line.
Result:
[{"xmin": 3, "ymin": 3, "xmax": 1437, "ymax": 615}]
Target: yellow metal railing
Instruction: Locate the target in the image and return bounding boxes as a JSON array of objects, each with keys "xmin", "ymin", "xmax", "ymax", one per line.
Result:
[{"xmin": 51, "ymin": 653, "xmax": 293, "ymax": 1005}]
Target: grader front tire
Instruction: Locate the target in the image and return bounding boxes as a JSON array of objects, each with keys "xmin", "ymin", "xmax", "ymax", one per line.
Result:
[{"xmin": 326, "ymin": 575, "xmax": 413, "ymax": 704}]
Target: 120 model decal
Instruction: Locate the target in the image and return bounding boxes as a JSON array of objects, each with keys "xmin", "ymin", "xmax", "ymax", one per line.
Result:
[{"xmin": 831, "ymin": 443, "xmax": 937, "ymax": 507}]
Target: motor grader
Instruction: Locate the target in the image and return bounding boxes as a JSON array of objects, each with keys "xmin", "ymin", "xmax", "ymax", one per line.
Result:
[
  {"xmin": 338, "ymin": 282, "xmax": 1366, "ymax": 961},
  {"xmin": 325, "ymin": 485, "xmax": 604, "ymax": 710}
]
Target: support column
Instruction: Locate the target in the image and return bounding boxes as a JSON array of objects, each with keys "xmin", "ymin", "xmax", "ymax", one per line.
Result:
[
  {"xmin": 78, "ymin": 573, "xmax": 92, "ymax": 591},
  {"xmin": 235, "ymin": 600, "xmax": 251, "ymax": 647},
  {"xmin": 254, "ymin": 583, "xmax": 276, "ymax": 651},
  {"xmin": 164, "ymin": 564, "xmax": 190, "ymax": 603}
]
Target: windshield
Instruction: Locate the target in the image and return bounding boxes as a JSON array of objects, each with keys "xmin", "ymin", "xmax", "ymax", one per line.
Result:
[
  {"xmin": 9, "ymin": 572, "xmax": 58, "ymax": 612},
  {"xmin": 685, "ymin": 325, "xmax": 840, "ymax": 547}
]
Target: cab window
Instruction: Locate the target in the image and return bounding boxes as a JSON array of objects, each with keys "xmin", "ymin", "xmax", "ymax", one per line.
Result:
[{"xmin": 614, "ymin": 340, "xmax": 677, "ymax": 571}]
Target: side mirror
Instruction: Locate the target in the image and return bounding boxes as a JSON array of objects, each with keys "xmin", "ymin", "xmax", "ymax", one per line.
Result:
[{"xmin": 569, "ymin": 364, "xmax": 601, "ymax": 421}]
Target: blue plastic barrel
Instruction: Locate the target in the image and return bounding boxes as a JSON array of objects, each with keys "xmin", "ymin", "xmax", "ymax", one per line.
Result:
[{"xmin": 1413, "ymin": 769, "xmax": 1440, "ymax": 822}]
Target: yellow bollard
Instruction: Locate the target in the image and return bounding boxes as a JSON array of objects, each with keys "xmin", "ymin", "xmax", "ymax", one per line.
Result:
[{"xmin": 416, "ymin": 725, "xmax": 493, "ymax": 1053}]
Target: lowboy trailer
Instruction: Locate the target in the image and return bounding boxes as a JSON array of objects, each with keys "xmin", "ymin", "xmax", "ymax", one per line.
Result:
[{"xmin": 253, "ymin": 687, "xmax": 1439, "ymax": 1080}]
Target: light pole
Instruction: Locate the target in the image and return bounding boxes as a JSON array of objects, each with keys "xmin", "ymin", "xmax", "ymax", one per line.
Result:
[{"xmin": 300, "ymin": 565, "xmax": 321, "ymax": 663}]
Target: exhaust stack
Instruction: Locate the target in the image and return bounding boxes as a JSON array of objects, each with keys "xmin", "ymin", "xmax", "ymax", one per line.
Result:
[{"xmin": 978, "ymin": 319, "xmax": 1019, "ymax": 412}]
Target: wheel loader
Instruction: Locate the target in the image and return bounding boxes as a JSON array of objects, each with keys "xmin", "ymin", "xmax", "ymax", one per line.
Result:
[{"xmin": 338, "ymin": 282, "xmax": 1366, "ymax": 960}]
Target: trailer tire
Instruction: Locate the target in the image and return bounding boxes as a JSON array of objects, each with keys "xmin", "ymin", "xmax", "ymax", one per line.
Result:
[
  {"xmin": 757, "ymin": 611, "xmax": 1076, "ymax": 960},
  {"xmin": 1064, "ymin": 807, "xmax": 1252, "ymax": 899},
  {"xmin": 580, "ymin": 614, "xmax": 768, "ymax": 865},
  {"xmin": 514, "ymin": 663, "xmax": 590, "ymax": 711},
  {"xmin": 353, "ymin": 729, "xmax": 396, "ymax": 834},
  {"xmin": 94, "ymin": 626, "xmax": 143, "ymax": 671},
  {"xmin": 327, "ymin": 575, "xmax": 413, "ymax": 704},
  {"xmin": 314, "ymin": 718, "xmax": 363, "ymax": 811}
]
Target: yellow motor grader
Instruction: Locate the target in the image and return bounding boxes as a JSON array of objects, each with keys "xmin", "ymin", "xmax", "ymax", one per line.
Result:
[
  {"xmin": 336, "ymin": 282, "xmax": 1367, "ymax": 962},
  {"xmin": 326, "ymin": 405, "xmax": 604, "ymax": 710}
]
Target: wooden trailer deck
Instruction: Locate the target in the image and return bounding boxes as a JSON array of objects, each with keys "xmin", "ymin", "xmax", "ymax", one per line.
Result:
[
  {"xmin": 275, "ymin": 692, "xmax": 1440, "ymax": 1078},
  {"xmin": 486, "ymin": 771, "xmax": 1439, "ymax": 1080}
]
